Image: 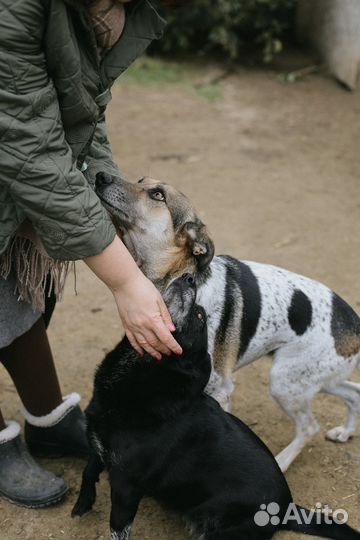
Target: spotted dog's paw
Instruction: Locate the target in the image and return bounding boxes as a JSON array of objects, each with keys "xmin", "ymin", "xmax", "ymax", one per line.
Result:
[{"xmin": 325, "ymin": 425, "xmax": 353, "ymax": 443}]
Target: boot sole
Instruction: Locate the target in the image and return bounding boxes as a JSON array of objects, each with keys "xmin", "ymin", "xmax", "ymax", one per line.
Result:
[{"xmin": 0, "ymin": 485, "xmax": 68, "ymax": 509}]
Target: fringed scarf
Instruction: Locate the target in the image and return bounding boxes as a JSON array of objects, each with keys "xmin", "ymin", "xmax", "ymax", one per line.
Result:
[{"xmin": 0, "ymin": 222, "xmax": 73, "ymax": 312}]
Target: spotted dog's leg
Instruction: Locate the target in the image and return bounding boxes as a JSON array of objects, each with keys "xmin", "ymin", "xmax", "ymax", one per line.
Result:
[
  {"xmin": 72, "ymin": 452, "xmax": 104, "ymax": 517},
  {"xmin": 270, "ymin": 353, "xmax": 320, "ymax": 472},
  {"xmin": 324, "ymin": 381, "xmax": 360, "ymax": 442},
  {"xmin": 109, "ymin": 479, "xmax": 141, "ymax": 540},
  {"xmin": 274, "ymin": 404, "xmax": 319, "ymax": 473},
  {"xmin": 205, "ymin": 369, "xmax": 233, "ymax": 412},
  {"xmin": 218, "ymin": 375, "xmax": 235, "ymax": 413},
  {"xmin": 206, "ymin": 340, "xmax": 237, "ymax": 412}
]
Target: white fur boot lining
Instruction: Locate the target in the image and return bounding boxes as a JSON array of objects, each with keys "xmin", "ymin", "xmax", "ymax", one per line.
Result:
[
  {"xmin": 0, "ymin": 420, "xmax": 21, "ymax": 445},
  {"xmin": 22, "ymin": 392, "xmax": 81, "ymax": 428}
]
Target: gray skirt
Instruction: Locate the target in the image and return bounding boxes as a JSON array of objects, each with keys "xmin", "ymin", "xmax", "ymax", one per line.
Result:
[{"xmin": 0, "ymin": 274, "xmax": 41, "ymax": 348}]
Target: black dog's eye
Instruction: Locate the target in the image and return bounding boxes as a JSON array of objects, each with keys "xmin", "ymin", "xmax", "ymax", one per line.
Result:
[
  {"xmin": 149, "ymin": 189, "xmax": 165, "ymax": 202},
  {"xmin": 197, "ymin": 311, "xmax": 203, "ymax": 321}
]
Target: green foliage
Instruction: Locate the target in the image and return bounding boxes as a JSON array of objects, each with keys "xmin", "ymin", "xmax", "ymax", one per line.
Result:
[
  {"xmin": 120, "ymin": 57, "xmax": 186, "ymax": 86},
  {"xmin": 151, "ymin": 0, "xmax": 296, "ymax": 62},
  {"xmin": 119, "ymin": 57, "xmax": 222, "ymax": 101}
]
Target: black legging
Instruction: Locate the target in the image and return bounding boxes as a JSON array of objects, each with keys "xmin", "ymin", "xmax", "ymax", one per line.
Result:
[{"xmin": 42, "ymin": 277, "xmax": 57, "ymax": 329}]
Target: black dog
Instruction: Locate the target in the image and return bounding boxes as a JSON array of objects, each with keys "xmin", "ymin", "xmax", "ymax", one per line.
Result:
[{"xmin": 72, "ymin": 275, "xmax": 360, "ymax": 540}]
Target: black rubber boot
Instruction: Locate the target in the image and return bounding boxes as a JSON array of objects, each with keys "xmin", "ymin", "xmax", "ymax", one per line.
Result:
[
  {"xmin": 0, "ymin": 422, "xmax": 68, "ymax": 508},
  {"xmin": 25, "ymin": 404, "xmax": 89, "ymax": 458}
]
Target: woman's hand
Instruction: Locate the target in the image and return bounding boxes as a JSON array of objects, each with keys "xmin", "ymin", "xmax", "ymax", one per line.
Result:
[
  {"xmin": 84, "ymin": 235, "xmax": 182, "ymax": 360},
  {"xmin": 112, "ymin": 271, "xmax": 182, "ymax": 360}
]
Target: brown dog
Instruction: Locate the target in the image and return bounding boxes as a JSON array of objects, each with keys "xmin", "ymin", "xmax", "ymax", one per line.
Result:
[{"xmin": 97, "ymin": 174, "xmax": 214, "ymax": 284}]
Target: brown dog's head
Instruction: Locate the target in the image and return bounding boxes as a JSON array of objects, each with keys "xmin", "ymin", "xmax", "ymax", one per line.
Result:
[{"xmin": 95, "ymin": 173, "xmax": 214, "ymax": 286}]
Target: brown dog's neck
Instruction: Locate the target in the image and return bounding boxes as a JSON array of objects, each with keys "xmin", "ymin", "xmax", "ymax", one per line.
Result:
[
  {"xmin": 146, "ymin": 246, "xmax": 196, "ymax": 290},
  {"xmin": 151, "ymin": 249, "xmax": 213, "ymax": 294}
]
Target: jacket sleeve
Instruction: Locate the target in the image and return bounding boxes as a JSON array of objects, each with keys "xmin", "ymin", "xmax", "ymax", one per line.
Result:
[
  {"xmin": 0, "ymin": 2, "xmax": 115, "ymax": 261},
  {"xmin": 84, "ymin": 112, "xmax": 121, "ymax": 188}
]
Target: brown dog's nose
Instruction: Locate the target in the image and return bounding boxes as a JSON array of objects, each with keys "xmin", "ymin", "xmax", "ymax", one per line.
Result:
[
  {"xmin": 181, "ymin": 273, "xmax": 195, "ymax": 286},
  {"xmin": 96, "ymin": 172, "xmax": 113, "ymax": 187}
]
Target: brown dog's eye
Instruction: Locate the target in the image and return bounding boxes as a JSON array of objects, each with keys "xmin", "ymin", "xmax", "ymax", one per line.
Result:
[{"xmin": 149, "ymin": 190, "xmax": 165, "ymax": 202}]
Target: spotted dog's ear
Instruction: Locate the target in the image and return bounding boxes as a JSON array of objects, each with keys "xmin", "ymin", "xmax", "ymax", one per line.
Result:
[{"xmin": 182, "ymin": 221, "xmax": 215, "ymax": 271}]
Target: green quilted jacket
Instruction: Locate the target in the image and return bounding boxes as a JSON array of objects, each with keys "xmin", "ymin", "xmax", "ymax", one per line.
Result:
[{"xmin": 0, "ymin": 0, "xmax": 165, "ymax": 260}]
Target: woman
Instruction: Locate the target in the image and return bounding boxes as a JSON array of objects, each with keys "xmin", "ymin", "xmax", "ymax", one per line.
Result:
[{"xmin": 0, "ymin": 0, "xmax": 184, "ymax": 508}]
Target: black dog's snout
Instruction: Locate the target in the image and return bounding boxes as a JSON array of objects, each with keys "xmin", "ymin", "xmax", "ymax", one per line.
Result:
[
  {"xmin": 95, "ymin": 172, "xmax": 113, "ymax": 188},
  {"xmin": 182, "ymin": 273, "xmax": 195, "ymax": 286}
]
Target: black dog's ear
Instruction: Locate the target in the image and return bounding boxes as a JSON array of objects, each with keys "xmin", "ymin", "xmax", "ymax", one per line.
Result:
[{"xmin": 182, "ymin": 221, "xmax": 215, "ymax": 271}]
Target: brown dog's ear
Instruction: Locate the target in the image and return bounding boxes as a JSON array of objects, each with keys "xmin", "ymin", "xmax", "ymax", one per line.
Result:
[{"xmin": 182, "ymin": 221, "xmax": 215, "ymax": 271}]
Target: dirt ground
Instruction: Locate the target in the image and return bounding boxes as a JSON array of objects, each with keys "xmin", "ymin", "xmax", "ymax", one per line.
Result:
[{"xmin": 0, "ymin": 55, "xmax": 359, "ymax": 539}]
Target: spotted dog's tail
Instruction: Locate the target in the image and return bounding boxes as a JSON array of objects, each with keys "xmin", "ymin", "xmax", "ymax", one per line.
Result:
[{"xmin": 283, "ymin": 505, "xmax": 360, "ymax": 540}]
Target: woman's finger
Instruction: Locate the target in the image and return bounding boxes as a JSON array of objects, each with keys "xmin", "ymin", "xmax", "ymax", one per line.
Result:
[
  {"xmin": 140, "ymin": 328, "xmax": 172, "ymax": 356},
  {"xmin": 158, "ymin": 298, "xmax": 176, "ymax": 332},
  {"xmin": 136, "ymin": 332, "xmax": 162, "ymax": 361},
  {"xmin": 153, "ymin": 318, "xmax": 182, "ymax": 355},
  {"xmin": 126, "ymin": 329, "xmax": 144, "ymax": 356}
]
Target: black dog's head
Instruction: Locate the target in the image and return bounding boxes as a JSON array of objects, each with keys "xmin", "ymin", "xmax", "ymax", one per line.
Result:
[
  {"xmin": 95, "ymin": 273, "xmax": 211, "ymax": 418},
  {"xmin": 163, "ymin": 273, "xmax": 208, "ymax": 356}
]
